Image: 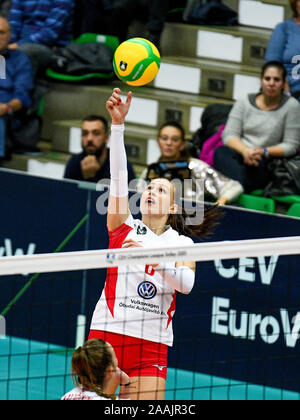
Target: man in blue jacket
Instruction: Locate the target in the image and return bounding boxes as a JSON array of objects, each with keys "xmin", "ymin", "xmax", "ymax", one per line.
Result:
[
  {"xmin": 8, "ymin": 0, "xmax": 75, "ymax": 76},
  {"xmin": 0, "ymin": 15, "xmax": 34, "ymax": 161}
]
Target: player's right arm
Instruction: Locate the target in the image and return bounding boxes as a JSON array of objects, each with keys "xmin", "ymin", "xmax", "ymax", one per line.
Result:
[{"xmin": 106, "ymin": 88, "xmax": 133, "ymax": 232}]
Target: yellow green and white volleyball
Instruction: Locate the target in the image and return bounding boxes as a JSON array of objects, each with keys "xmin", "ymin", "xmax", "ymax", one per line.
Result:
[{"xmin": 113, "ymin": 38, "xmax": 161, "ymax": 86}]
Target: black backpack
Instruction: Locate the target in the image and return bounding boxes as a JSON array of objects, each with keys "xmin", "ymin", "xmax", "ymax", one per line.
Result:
[
  {"xmin": 50, "ymin": 42, "xmax": 114, "ymax": 76},
  {"xmin": 264, "ymin": 156, "xmax": 300, "ymax": 197}
]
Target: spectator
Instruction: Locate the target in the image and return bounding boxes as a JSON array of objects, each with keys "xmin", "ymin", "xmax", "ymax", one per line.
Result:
[
  {"xmin": 0, "ymin": 0, "xmax": 11, "ymax": 18},
  {"xmin": 265, "ymin": 0, "xmax": 300, "ymax": 101},
  {"xmin": 214, "ymin": 61, "xmax": 300, "ymax": 193},
  {"xmin": 0, "ymin": 15, "xmax": 34, "ymax": 162},
  {"xmin": 80, "ymin": 0, "xmax": 171, "ymax": 50},
  {"xmin": 8, "ymin": 0, "xmax": 75, "ymax": 77},
  {"xmin": 138, "ymin": 121, "xmax": 244, "ymax": 205},
  {"xmin": 64, "ymin": 115, "xmax": 136, "ymax": 183},
  {"xmin": 61, "ymin": 339, "xmax": 132, "ymax": 400}
]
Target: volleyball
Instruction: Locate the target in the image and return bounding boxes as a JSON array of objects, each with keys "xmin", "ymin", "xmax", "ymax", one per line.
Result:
[{"xmin": 113, "ymin": 38, "xmax": 161, "ymax": 87}]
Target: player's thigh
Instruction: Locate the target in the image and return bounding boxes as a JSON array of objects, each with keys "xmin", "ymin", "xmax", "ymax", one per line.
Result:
[{"xmin": 128, "ymin": 376, "xmax": 166, "ymax": 400}]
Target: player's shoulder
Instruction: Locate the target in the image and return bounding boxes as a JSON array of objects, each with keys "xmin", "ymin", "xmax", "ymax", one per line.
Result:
[
  {"xmin": 61, "ymin": 387, "xmax": 109, "ymax": 400},
  {"xmin": 165, "ymin": 226, "xmax": 195, "ymax": 245}
]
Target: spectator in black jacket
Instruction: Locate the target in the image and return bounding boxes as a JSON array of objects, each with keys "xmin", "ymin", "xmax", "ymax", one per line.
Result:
[{"xmin": 64, "ymin": 115, "xmax": 136, "ymax": 184}]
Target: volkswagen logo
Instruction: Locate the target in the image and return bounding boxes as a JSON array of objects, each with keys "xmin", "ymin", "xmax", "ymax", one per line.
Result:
[{"xmin": 137, "ymin": 281, "xmax": 157, "ymax": 300}]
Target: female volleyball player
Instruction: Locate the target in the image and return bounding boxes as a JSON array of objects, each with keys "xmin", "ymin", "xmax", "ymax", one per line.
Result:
[
  {"xmin": 89, "ymin": 88, "xmax": 221, "ymax": 400},
  {"xmin": 62, "ymin": 339, "xmax": 131, "ymax": 400},
  {"xmin": 62, "ymin": 340, "xmax": 130, "ymax": 401}
]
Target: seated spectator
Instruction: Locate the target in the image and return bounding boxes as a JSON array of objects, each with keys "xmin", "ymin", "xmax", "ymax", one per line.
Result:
[
  {"xmin": 8, "ymin": 0, "xmax": 75, "ymax": 77},
  {"xmin": 138, "ymin": 121, "xmax": 244, "ymax": 205},
  {"xmin": 0, "ymin": 15, "xmax": 34, "ymax": 162},
  {"xmin": 265, "ymin": 0, "xmax": 300, "ymax": 101},
  {"xmin": 0, "ymin": 0, "xmax": 11, "ymax": 18},
  {"xmin": 61, "ymin": 339, "xmax": 131, "ymax": 400},
  {"xmin": 80, "ymin": 0, "xmax": 171, "ymax": 50},
  {"xmin": 214, "ymin": 61, "xmax": 300, "ymax": 193},
  {"xmin": 64, "ymin": 115, "xmax": 136, "ymax": 184}
]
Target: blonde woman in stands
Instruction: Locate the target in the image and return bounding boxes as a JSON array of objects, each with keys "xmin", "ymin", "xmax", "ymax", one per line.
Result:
[
  {"xmin": 88, "ymin": 88, "xmax": 221, "ymax": 400},
  {"xmin": 62, "ymin": 339, "xmax": 132, "ymax": 400}
]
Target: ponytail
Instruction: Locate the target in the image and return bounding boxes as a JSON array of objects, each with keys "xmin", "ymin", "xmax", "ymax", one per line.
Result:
[
  {"xmin": 167, "ymin": 204, "xmax": 223, "ymax": 240},
  {"xmin": 71, "ymin": 339, "xmax": 117, "ymax": 400}
]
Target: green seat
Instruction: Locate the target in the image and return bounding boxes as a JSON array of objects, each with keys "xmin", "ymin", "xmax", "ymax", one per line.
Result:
[
  {"xmin": 236, "ymin": 194, "xmax": 275, "ymax": 214},
  {"xmin": 46, "ymin": 33, "xmax": 119, "ymax": 83},
  {"xmin": 271, "ymin": 195, "xmax": 300, "ymax": 204},
  {"xmin": 250, "ymin": 189, "xmax": 300, "ymax": 205},
  {"xmin": 286, "ymin": 203, "xmax": 300, "ymax": 218}
]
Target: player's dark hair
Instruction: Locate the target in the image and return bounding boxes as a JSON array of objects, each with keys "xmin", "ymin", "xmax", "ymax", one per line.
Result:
[
  {"xmin": 71, "ymin": 339, "xmax": 116, "ymax": 400},
  {"xmin": 167, "ymin": 204, "xmax": 223, "ymax": 240},
  {"xmin": 82, "ymin": 115, "xmax": 109, "ymax": 133}
]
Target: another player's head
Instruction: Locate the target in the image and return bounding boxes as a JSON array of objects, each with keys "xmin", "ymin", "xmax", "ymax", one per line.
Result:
[
  {"xmin": 81, "ymin": 116, "xmax": 109, "ymax": 157},
  {"xmin": 157, "ymin": 121, "xmax": 189, "ymax": 161},
  {"xmin": 71, "ymin": 339, "xmax": 118, "ymax": 399}
]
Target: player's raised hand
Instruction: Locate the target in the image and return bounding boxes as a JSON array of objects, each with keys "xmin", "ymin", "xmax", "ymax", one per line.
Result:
[{"xmin": 106, "ymin": 88, "xmax": 132, "ymax": 125}]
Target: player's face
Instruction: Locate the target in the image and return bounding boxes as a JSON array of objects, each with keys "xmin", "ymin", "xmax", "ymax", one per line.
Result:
[
  {"xmin": 81, "ymin": 120, "xmax": 109, "ymax": 156},
  {"xmin": 0, "ymin": 18, "xmax": 11, "ymax": 53},
  {"xmin": 261, "ymin": 67, "xmax": 285, "ymax": 99},
  {"xmin": 105, "ymin": 343, "xmax": 118, "ymax": 371},
  {"xmin": 141, "ymin": 178, "xmax": 177, "ymax": 216},
  {"xmin": 158, "ymin": 126, "xmax": 185, "ymax": 160}
]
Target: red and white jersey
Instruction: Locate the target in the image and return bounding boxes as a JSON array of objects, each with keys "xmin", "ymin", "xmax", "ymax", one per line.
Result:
[
  {"xmin": 61, "ymin": 387, "xmax": 126, "ymax": 401},
  {"xmin": 90, "ymin": 215, "xmax": 194, "ymax": 347},
  {"xmin": 62, "ymin": 387, "xmax": 110, "ymax": 401}
]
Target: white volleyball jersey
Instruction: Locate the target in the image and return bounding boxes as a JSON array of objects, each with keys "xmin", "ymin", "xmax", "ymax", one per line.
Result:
[
  {"xmin": 90, "ymin": 215, "xmax": 194, "ymax": 347},
  {"xmin": 61, "ymin": 387, "xmax": 125, "ymax": 401}
]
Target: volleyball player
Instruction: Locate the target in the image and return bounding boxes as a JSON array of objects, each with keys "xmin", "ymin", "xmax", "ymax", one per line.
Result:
[
  {"xmin": 62, "ymin": 339, "xmax": 132, "ymax": 400},
  {"xmin": 88, "ymin": 88, "xmax": 221, "ymax": 400}
]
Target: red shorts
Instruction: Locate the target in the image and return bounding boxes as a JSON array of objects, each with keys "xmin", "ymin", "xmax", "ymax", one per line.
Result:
[{"xmin": 88, "ymin": 330, "xmax": 168, "ymax": 380}]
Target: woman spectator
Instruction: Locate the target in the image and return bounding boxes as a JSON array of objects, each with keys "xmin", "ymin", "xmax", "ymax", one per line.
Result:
[
  {"xmin": 138, "ymin": 121, "xmax": 244, "ymax": 206},
  {"xmin": 213, "ymin": 61, "xmax": 300, "ymax": 193},
  {"xmin": 265, "ymin": 0, "xmax": 300, "ymax": 100}
]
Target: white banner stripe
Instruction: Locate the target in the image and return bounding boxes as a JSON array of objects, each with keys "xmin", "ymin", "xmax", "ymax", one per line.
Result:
[{"xmin": 0, "ymin": 236, "xmax": 299, "ymax": 276}]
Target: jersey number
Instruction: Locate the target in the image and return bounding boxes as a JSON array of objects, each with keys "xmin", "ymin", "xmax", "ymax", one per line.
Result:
[{"xmin": 145, "ymin": 265, "xmax": 155, "ymax": 276}]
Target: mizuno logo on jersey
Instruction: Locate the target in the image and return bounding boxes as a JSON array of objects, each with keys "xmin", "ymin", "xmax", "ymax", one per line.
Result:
[{"xmin": 152, "ymin": 365, "xmax": 167, "ymax": 371}]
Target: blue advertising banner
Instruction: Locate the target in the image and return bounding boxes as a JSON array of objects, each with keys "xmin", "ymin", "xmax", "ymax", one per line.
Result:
[{"xmin": 0, "ymin": 169, "xmax": 299, "ymax": 392}]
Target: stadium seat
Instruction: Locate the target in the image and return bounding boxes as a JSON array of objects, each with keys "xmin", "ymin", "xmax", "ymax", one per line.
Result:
[
  {"xmin": 46, "ymin": 33, "xmax": 119, "ymax": 83},
  {"xmin": 236, "ymin": 193, "xmax": 275, "ymax": 214},
  {"xmin": 271, "ymin": 195, "xmax": 300, "ymax": 205},
  {"xmin": 286, "ymin": 203, "xmax": 300, "ymax": 218}
]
